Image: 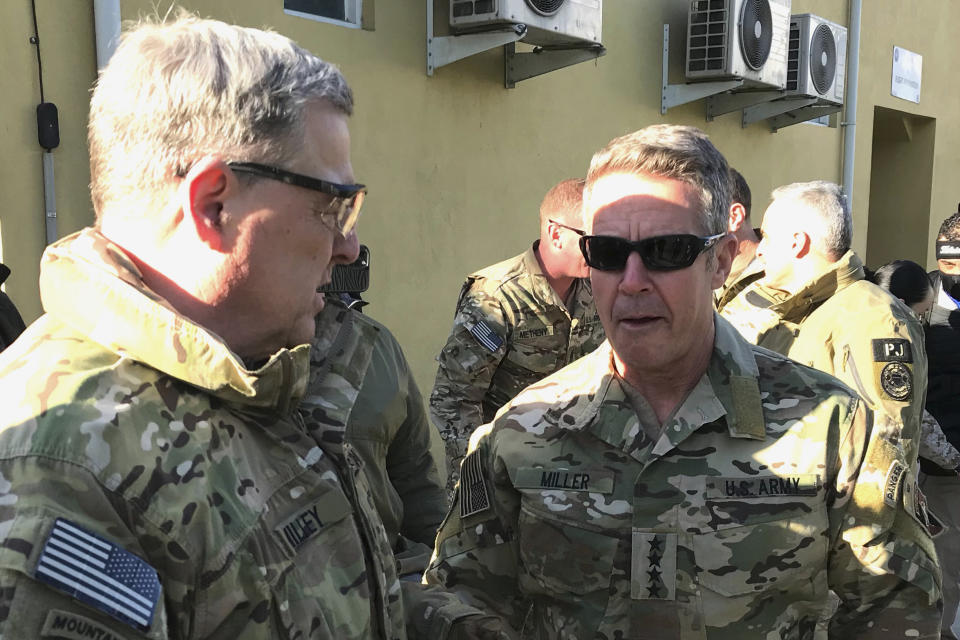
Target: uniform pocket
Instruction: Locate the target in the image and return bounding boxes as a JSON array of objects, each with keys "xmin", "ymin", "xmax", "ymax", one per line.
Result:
[{"xmin": 517, "ymin": 505, "xmax": 619, "ymax": 596}]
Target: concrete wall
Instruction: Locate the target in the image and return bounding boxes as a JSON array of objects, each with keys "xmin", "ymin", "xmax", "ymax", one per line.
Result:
[{"xmin": 1, "ymin": 0, "xmax": 958, "ymax": 394}]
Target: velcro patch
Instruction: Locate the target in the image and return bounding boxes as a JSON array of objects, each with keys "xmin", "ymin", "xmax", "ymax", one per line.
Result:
[
  {"xmin": 35, "ymin": 519, "xmax": 160, "ymax": 631},
  {"xmin": 884, "ymin": 460, "xmax": 907, "ymax": 507},
  {"xmin": 275, "ymin": 490, "xmax": 353, "ymax": 554},
  {"xmin": 514, "ymin": 326, "xmax": 555, "ymax": 340},
  {"xmin": 513, "ymin": 467, "xmax": 615, "ymax": 493},
  {"xmin": 872, "ymin": 338, "xmax": 913, "ymax": 363},
  {"xmin": 705, "ymin": 475, "xmax": 820, "ymax": 499},
  {"xmin": 460, "ymin": 451, "xmax": 491, "ymax": 518},
  {"xmin": 468, "ymin": 320, "xmax": 504, "ymax": 352},
  {"xmin": 631, "ymin": 531, "xmax": 677, "ymax": 600},
  {"xmin": 880, "ymin": 362, "xmax": 913, "ymax": 401},
  {"xmin": 41, "ymin": 609, "xmax": 129, "ymax": 640}
]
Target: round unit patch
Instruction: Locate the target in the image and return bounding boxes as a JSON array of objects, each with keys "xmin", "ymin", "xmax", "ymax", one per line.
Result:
[{"xmin": 881, "ymin": 362, "xmax": 913, "ymax": 401}]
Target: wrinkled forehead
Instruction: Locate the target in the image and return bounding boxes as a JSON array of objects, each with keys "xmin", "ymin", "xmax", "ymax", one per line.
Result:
[{"xmin": 584, "ymin": 171, "xmax": 700, "ymax": 231}]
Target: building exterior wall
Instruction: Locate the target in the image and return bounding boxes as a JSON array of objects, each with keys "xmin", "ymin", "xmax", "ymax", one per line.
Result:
[{"xmin": 0, "ymin": 0, "xmax": 957, "ymax": 393}]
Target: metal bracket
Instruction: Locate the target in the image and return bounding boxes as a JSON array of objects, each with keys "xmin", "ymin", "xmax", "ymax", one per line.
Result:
[
  {"xmin": 742, "ymin": 96, "xmax": 818, "ymax": 126},
  {"xmin": 706, "ymin": 90, "xmax": 784, "ymax": 121},
  {"xmin": 768, "ymin": 103, "xmax": 844, "ymax": 131},
  {"xmin": 661, "ymin": 24, "xmax": 743, "ymax": 115},
  {"xmin": 426, "ymin": 0, "xmax": 527, "ymax": 75},
  {"xmin": 505, "ymin": 42, "xmax": 606, "ymax": 88}
]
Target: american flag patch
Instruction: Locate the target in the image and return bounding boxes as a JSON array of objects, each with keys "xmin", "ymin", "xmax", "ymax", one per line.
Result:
[
  {"xmin": 459, "ymin": 451, "xmax": 491, "ymax": 518},
  {"xmin": 35, "ymin": 519, "xmax": 161, "ymax": 631},
  {"xmin": 469, "ymin": 320, "xmax": 504, "ymax": 352}
]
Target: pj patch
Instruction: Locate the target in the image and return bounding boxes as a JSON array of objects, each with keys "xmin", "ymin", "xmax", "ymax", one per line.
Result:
[{"xmin": 873, "ymin": 338, "xmax": 913, "ymax": 401}]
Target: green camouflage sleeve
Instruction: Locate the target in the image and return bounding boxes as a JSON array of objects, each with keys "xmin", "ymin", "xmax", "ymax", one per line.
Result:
[
  {"xmin": 0, "ymin": 459, "xmax": 174, "ymax": 639},
  {"xmin": 430, "ymin": 282, "xmax": 510, "ymax": 496},
  {"xmin": 832, "ymin": 315, "xmax": 927, "ymax": 464},
  {"xmin": 423, "ymin": 439, "xmax": 526, "ymax": 634},
  {"xmin": 828, "ymin": 401, "xmax": 942, "ymax": 637},
  {"xmin": 388, "ymin": 345, "xmax": 448, "ymax": 549}
]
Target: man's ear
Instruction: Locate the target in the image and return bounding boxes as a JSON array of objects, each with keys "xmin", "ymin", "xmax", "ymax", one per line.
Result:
[
  {"xmin": 792, "ymin": 231, "xmax": 812, "ymax": 258},
  {"xmin": 728, "ymin": 203, "xmax": 747, "ymax": 233},
  {"xmin": 179, "ymin": 157, "xmax": 236, "ymax": 251},
  {"xmin": 711, "ymin": 233, "xmax": 738, "ymax": 288},
  {"xmin": 547, "ymin": 221, "xmax": 564, "ymax": 249}
]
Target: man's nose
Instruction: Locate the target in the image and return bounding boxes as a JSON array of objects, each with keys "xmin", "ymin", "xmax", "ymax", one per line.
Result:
[
  {"xmin": 618, "ymin": 252, "xmax": 654, "ymax": 294},
  {"xmin": 332, "ymin": 228, "xmax": 360, "ymax": 265}
]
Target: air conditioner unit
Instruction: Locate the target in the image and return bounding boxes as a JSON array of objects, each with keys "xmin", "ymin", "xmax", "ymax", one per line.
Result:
[
  {"xmin": 450, "ymin": 0, "xmax": 602, "ymax": 47},
  {"xmin": 685, "ymin": 0, "xmax": 791, "ymax": 89},
  {"xmin": 785, "ymin": 14, "xmax": 846, "ymax": 104}
]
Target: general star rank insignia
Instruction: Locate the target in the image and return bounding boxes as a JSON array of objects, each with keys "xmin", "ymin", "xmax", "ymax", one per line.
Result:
[{"xmin": 631, "ymin": 531, "xmax": 676, "ymax": 601}]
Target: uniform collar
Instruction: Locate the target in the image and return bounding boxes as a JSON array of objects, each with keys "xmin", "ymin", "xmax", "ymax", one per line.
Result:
[
  {"xmin": 523, "ymin": 241, "xmax": 591, "ymax": 313},
  {"xmin": 574, "ymin": 316, "xmax": 765, "ymax": 462},
  {"xmin": 749, "ymin": 250, "xmax": 865, "ymax": 321},
  {"xmin": 39, "ymin": 228, "xmax": 310, "ymax": 412}
]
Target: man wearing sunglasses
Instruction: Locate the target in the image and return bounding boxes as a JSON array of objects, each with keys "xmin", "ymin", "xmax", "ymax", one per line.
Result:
[
  {"xmin": 425, "ymin": 126, "xmax": 939, "ymax": 638},
  {"xmin": 0, "ymin": 14, "xmax": 456, "ymax": 640},
  {"xmin": 430, "ymin": 178, "xmax": 606, "ymax": 497}
]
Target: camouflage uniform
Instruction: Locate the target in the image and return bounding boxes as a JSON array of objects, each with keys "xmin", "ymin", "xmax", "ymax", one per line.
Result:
[
  {"xmin": 719, "ymin": 250, "xmax": 927, "ymax": 466},
  {"xmin": 430, "ymin": 244, "xmax": 605, "ymax": 494},
  {"xmin": 425, "ymin": 316, "xmax": 941, "ymax": 639},
  {"xmin": 920, "ymin": 409, "xmax": 960, "ymax": 471},
  {"xmin": 714, "ymin": 255, "xmax": 763, "ymax": 312},
  {"xmin": 311, "ymin": 300, "xmax": 446, "ymax": 576},
  {"xmin": 0, "ymin": 229, "xmax": 405, "ymax": 639}
]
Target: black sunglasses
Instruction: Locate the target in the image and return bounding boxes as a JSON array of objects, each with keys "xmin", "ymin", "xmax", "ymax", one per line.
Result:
[
  {"xmin": 579, "ymin": 233, "xmax": 725, "ymax": 272},
  {"xmin": 227, "ymin": 162, "xmax": 366, "ymax": 235}
]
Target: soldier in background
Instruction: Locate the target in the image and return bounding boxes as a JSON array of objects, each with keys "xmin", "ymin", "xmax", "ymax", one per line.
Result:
[
  {"xmin": 0, "ymin": 263, "xmax": 25, "ymax": 351},
  {"xmin": 714, "ymin": 167, "xmax": 763, "ymax": 311},
  {"xmin": 311, "ymin": 294, "xmax": 447, "ymax": 580},
  {"xmin": 424, "ymin": 125, "xmax": 940, "ymax": 638},
  {"xmin": 923, "ymin": 210, "xmax": 960, "ymax": 639},
  {"xmin": 430, "ymin": 178, "xmax": 605, "ymax": 496},
  {"xmin": 720, "ymin": 181, "xmax": 928, "ymax": 466},
  {"xmin": 0, "ymin": 14, "xmax": 409, "ymax": 638}
]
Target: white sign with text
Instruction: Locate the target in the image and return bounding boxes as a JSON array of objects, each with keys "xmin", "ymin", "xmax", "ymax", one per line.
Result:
[{"xmin": 891, "ymin": 46, "xmax": 922, "ymax": 103}]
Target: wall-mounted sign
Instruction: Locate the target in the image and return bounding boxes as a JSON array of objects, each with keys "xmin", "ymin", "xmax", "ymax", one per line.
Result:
[{"xmin": 891, "ymin": 46, "xmax": 922, "ymax": 103}]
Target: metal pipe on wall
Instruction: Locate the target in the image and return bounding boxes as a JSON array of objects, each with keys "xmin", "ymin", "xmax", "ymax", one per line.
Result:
[
  {"xmin": 42, "ymin": 152, "xmax": 57, "ymax": 245},
  {"xmin": 841, "ymin": 0, "xmax": 862, "ymax": 208},
  {"xmin": 94, "ymin": 0, "xmax": 122, "ymax": 69}
]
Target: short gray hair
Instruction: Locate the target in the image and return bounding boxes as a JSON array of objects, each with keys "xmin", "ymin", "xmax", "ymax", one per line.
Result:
[
  {"xmin": 771, "ymin": 181, "xmax": 851, "ymax": 260},
  {"xmin": 584, "ymin": 124, "xmax": 730, "ymax": 235},
  {"xmin": 88, "ymin": 11, "xmax": 353, "ymax": 219}
]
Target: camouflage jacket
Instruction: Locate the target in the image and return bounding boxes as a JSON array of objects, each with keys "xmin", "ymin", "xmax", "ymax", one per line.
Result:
[
  {"xmin": 425, "ymin": 316, "xmax": 941, "ymax": 639},
  {"xmin": 714, "ymin": 255, "xmax": 763, "ymax": 312},
  {"xmin": 920, "ymin": 409, "xmax": 960, "ymax": 470},
  {"xmin": 0, "ymin": 229, "xmax": 405, "ymax": 639},
  {"xmin": 719, "ymin": 251, "xmax": 927, "ymax": 466},
  {"xmin": 429, "ymin": 243, "xmax": 605, "ymax": 493},
  {"xmin": 311, "ymin": 301, "xmax": 446, "ymax": 576}
]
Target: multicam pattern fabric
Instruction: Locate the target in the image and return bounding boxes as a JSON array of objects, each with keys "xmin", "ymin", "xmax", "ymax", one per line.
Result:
[
  {"xmin": 0, "ymin": 229, "xmax": 405, "ymax": 639},
  {"xmin": 430, "ymin": 244, "xmax": 605, "ymax": 495},
  {"xmin": 311, "ymin": 300, "xmax": 446, "ymax": 576},
  {"xmin": 720, "ymin": 251, "xmax": 928, "ymax": 466},
  {"xmin": 714, "ymin": 255, "xmax": 764, "ymax": 312},
  {"xmin": 920, "ymin": 409, "xmax": 960, "ymax": 471},
  {"xmin": 425, "ymin": 315, "xmax": 941, "ymax": 639}
]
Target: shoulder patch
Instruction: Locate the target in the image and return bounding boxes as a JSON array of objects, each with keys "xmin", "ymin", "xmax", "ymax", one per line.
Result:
[
  {"xmin": 42, "ymin": 609, "xmax": 129, "ymax": 640},
  {"xmin": 880, "ymin": 362, "xmax": 913, "ymax": 401},
  {"xmin": 459, "ymin": 452, "xmax": 491, "ymax": 518},
  {"xmin": 872, "ymin": 338, "xmax": 913, "ymax": 363},
  {"xmin": 35, "ymin": 519, "xmax": 160, "ymax": 631},
  {"xmin": 469, "ymin": 320, "xmax": 504, "ymax": 353},
  {"xmin": 883, "ymin": 460, "xmax": 907, "ymax": 507}
]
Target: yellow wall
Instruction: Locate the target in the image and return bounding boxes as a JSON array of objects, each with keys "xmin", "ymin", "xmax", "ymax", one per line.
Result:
[
  {"xmin": 1, "ymin": 0, "xmax": 959, "ymax": 395},
  {"xmin": 0, "ymin": 1, "xmax": 97, "ymax": 321}
]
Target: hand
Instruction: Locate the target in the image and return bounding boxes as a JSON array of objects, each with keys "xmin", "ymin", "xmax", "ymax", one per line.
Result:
[{"xmin": 448, "ymin": 614, "xmax": 519, "ymax": 640}]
